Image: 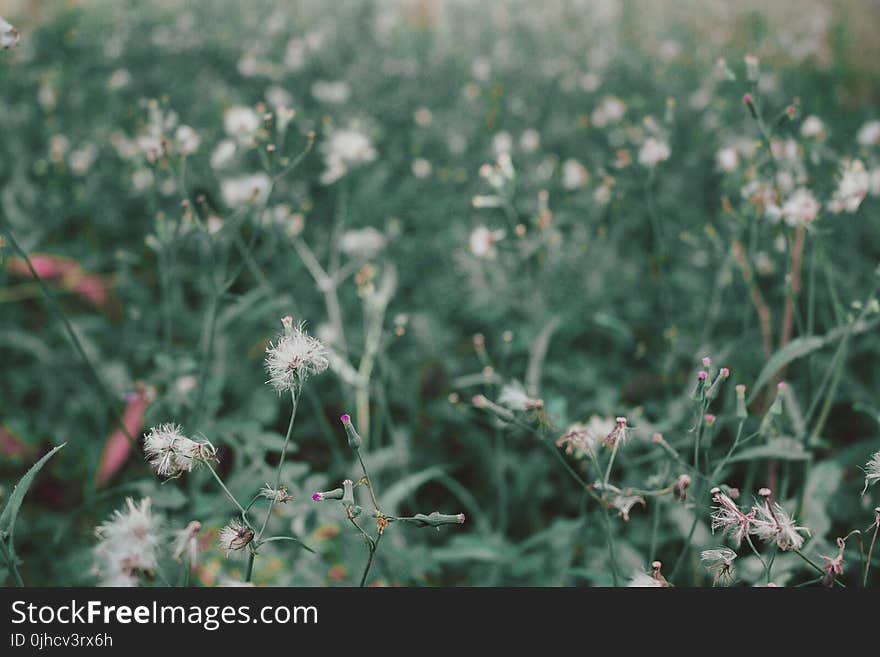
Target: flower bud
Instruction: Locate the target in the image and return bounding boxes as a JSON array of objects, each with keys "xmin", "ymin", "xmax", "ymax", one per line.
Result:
[
  {"xmin": 402, "ymin": 512, "xmax": 466, "ymax": 528},
  {"xmin": 340, "ymin": 413, "xmax": 361, "ymax": 450},
  {"xmin": 769, "ymin": 382, "xmax": 786, "ymax": 416},
  {"xmin": 735, "ymin": 384, "xmax": 748, "ymax": 418},
  {"xmin": 341, "ymin": 479, "xmax": 355, "ymax": 509},
  {"xmin": 312, "ymin": 488, "xmax": 344, "ymax": 501}
]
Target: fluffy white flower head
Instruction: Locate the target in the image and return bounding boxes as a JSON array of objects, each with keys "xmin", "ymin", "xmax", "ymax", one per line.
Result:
[
  {"xmin": 144, "ymin": 423, "xmax": 215, "ymax": 478},
  {"xmin": 93, "ymin": 497, "xmax": 161, "ymax": 586},
  {"xmin": 264, "ymin": 317, "xmax": 330, "ymax": 393}
]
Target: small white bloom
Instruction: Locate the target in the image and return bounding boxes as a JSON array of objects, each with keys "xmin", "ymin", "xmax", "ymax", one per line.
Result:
[
  {"xmin": 339, "ymin": 227, "xmax": 386, "ymax": 260},
  {"xmin": 497, "ymin": 380, "xmax": 543, "ymax": 411},
  {"xmin": 284, "ymin": 38, "xmax": 306, "ymax": 71},
  {"xmin": 144, "ymin": 423, "xmax": 216, "ymax": 478},
  {"xmin": 491, "ymin": 131, "xmax": 513, "ymax": 156},
  {"xmin": 311, "ymin": 79, "xmax": 350, "ymax": 104},
  {"xmin": 519, "ymin": 128, "xmax": 541, "ymax": 153},
  {"xmin": 590, "ymin": 96, "xmax": 626, "ymax": 127},
  {"xmin": 638, "ymin": 137, "xmax": 671, "ymax": 168},
  {"xmin": 856, "ymin": 120, "xmax": 880, "ymax": 146},
  {"xmin": 561, "ymin": 158, "xmax": 590, "ymax": 190},
  {"xmin": 220, "ymin": 173, "xmax": 271, "ymax": 207},
  {"xmin": 411, "ymin": 157, "xmax": 432, "ymax": 178},
  {"xmin": 93, "ymin": 498, "xmax": 161, "ymax": 586},
  {"xmin": 69, "ymin": 144, "xmax": 98, "ymax": 175},
  {"xmin": 828, "ymin": 159, "xmax": 869, "ymax": 214},
  {"xmin": 224, "ymin": 106, "xmax": 261, "ymax": 143},
  {"xmin": 174, "ymin": 125, "xmax": 200, "ymax": 155},
  {"xmin": 217, "ymin": 518, "xmax": 254, "ymax": 557},
  {"xmin": 265, "ymin": 85, "xmax": 294, "ymax": 110},
  {"xmin": 264, "ymin": 320, "xmax": 330, "ymax": 393},
  {"xmin": 320, "ymin": 128, "xmax": 377, "ymax": 184},
  {"xmin": 781, "ymin": 187, "xmax": 820, "ymax": 227},
  {"xmin": 716, "ymin": 147, "xmax": 739, "ymax": 173},
  {"xmin": 1, "ymin": 16, "xmax": 20, "ymax": 49},
  {"xmin": 800, "ymin": 115, "xmax": 825, "ymax": 139},
  {"xmin": 210, "ymin": 139, "xmax": 237, "ymax": 169},
  {"xmin": 107, "ymin": 69, "xmax": 131, "ymax": 90},
  {"xmin": 468, "ymin": 225, "xmax": 505, "ymax": 259}
]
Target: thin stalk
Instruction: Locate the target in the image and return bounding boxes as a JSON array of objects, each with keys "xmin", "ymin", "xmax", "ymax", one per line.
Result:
[
  {"xmin": 257, "ymin": 390, "xmax": 299, "ymax": 541},
  {"xmin": 865, "ymin": 517, "xmax": 879, "ymax": 587},
  {"xmin": 200, "ymin": 459, "xmax": 248, "ymax": 518}
]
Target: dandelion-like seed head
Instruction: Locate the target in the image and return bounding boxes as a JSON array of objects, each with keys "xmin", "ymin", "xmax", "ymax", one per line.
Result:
[
  {"xmin": 750, "ymin": 498, "xmax": 809, "ymax": 551},
  {"xmin": 143, "ymin": 424, "xmax": 215, "ymax": 478},
  {"xmin": 710, "ymin": 489, "xmax": 754, "ymax": 547},
  {"xmin": 217, "ymin": 518, "xmax": 254, "ymax": 557},
  {"xmin": 602, "ymin": 417, "xmax": 628, "ymax": 447},
  {"xmin": 93, "ymin": 497, "xmax": 161, "ymax": 586},
  {"xmin": 700, "ymin": 547, "xmax": 737, "ymax": 586},
  {"xmin": 862, "ymin": 450, "xmax": 880, "ymax": 495},
  {"xmin": 259, "ymin": 484, "xmax": 293, "ymax": 504},
  {"xmin": 264, "ymin": 320, "xmax": 330, "ymax": 393}
]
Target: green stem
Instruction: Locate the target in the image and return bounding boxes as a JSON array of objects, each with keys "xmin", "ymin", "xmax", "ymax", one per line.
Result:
[{"xmin": 257, "ymin": 390, "xmax": 299, "ymax": 542}]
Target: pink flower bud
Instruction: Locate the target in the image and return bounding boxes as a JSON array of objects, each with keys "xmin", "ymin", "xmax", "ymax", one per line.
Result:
[
  {"xmin": 702, "ymin": 356, "xmax": 711, "ymax": 367},
  {"xmin": 704, "ymin": 413, "xmax": 716, "ymax": 426},
  {"xmin": 720, "ymin": 367, "xmax": 730, "ymax": 378},
  {"xmin": 698, "ymin": 370, "xmax": 708, "ymax": 381}
]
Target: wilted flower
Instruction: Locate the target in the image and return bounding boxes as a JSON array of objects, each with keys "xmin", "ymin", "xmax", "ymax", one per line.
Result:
[
  {"xmin": 602, "ymin": 417, "xmax": 628, "ymax": 447},
  {"xmin": 144, "ymin": 424, "xmax": 216, "ymax": 477},
  {"xmin": 93, "ymin": 498, "xmax": 161, "ymax": 586},
  {"xmin": 819, "ymin": 537, "xmax": 846, "ymax": 587},
  {"xmin": 673, "ymin": 474, "xmax": 692, "ymax": 501},
  {"xmin": 750, "ymin": 493, "xmax": 809, "ymax": 551},
  {"xmin": 556, "ymin": 418, "xmax": 609, "ymax": 457},
  {"xmin": 259, "ymin": 485, "xmax": 293, "ymax": 504},
  {"xmin": 217, "ymin": 518, "xmax": 254, "ymax": 556},
  {"xmin": 173, "ymin": 520, "xmax": 202, "ymax": 565},
  {"xmin": 700, "ymin": 547, "xmax": 737, "ymax": 586},
  {"xmin": 710, "ymin": 488, "xmax": 754, "ymax": 547},
  {"xmin": 264, "ymin": 319, "xmax": 330, "ymax": 393},
  {"xmin": 610, "ymin": 492, "xmax": 645, "ymax": 521},
  {"xmin": 497, "ymin": 380, "xmax": 543, "ymax": 411},
  {"xmin": 1, "ymin": 16, "xmax": 20, "ymax": 49}
]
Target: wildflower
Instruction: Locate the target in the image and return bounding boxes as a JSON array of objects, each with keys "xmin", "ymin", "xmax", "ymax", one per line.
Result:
[
  {"xmin": 704, "ymin": 414, "xmax": 716, "ymax": 426},
  {"xmin": 311, "ymin": 79, "xmax": 351, "ymax": 104},
  {"xmin": 673, "ymin": 474, "xmax": 692, "ymax": 502},
  {"xmin": 264, "ymin": 319, "xmax": 330, "ymax": 393},
  {"xmin": 781, "ymin": 188, "xmax": 820, "ymax": 227},
  {"xmin": 735, "ymin": 384, "xmax": 748, "ymax": 418},
  {"xmin": 862, "ymin": 450, "xmax": 880, "ymax": 494},
  {"xmin": 856, "ymin": 120, "xmax": 880, "ymax": 146},
  {"xmin": 218, "ymin": 518, "xmax": 254, "ymax": 556},
  {"xmin": 800, "ymin": 115, "xmax": 825, "ymax": 140},
  {"xmin": 339, "ymin": 227, "xmax": 386, "ymax": 260},
  {"xmin": 210, "ymin": 139, "xmax": 237, "ymax": 169},
  {"xmin": 491, "ymin": 131, "xmax": 513, "ymax": 156},
  {"xmin": 223, "ymin": 106, "xmax": 261, "ymax": 143},
  {"xmin": 603, "ymin": 417, "xmax": 629, "ymax": 447},
  {"xmin": 827, "ymin": 159, "xmax": 869, "ymax": 214},
  {"xmin": 556, "ymin": 417, "xmax": 609, "ymax": 457},
  {"xmin": 1, "ymin": 16, "xmax": 20, "ymax": 49},
  {"xmin": 312, "ymin": 488, "xmax": 344, "ymax": 501},
  {"xmin": 340, "ymin": 413, "xmax": 362, "ymax": 451},
  {"xmin": 520, "ymin": 129, "xmax": 541, "ymax": 153},
  {"xmin": 497, "ymin": 380, "xmax": 544, "ymax": 411},
  {"xmin": 143, "ymin": 424, "xmax": 216, "ymax": 478},
  {"xmin": 610, "ymin": 492, "xmax": 645, "ymax": 521},
  {"xmin": 174, "ymin": 125, "xmax": 200, "ymax": 155},
  {"xmin": 468, "ymin": 225, "xmax": 506, "ymax": 258},
  {"xmin": 700, "ymin": 547, "xmax": 737, "ymax": 586},
  {"xmin": 750, "ymin": 490, "xmax": 809, "ymax": 551},
  {"xmin": 320, "ymin": 127, "xmax": 377, "ymax": 184},
  {"xmin": 710, "ymin": 487, "xmax": 754, "ymax": 547},
  {"xmin": 638, "ymin": 137, "xmax": 671, "ymax": 168},
  {"xmin": 590, "ymin": 96, "xmax": 626, "ymax": 127},
  {"xmin": 411, "ymin": 158, "xmax": 432, "ymax": 178},
  {"xmin": 627, "ymin": 561, "xmax": 669, "ymax": 587},
  {"xmin": 819, "ymin": 537, "xmax": 846, "ymax": 587},
  {"xmin": 220, "ymin": 173, "xmax": 271, "ymax": 207},
  {"xmin": 93, "ymin": 498, "xmax": 161, "ymax": 586},
  {"xmin": 561, "ymin": 159, "xmax": 590, "ymax": 190},
  {"xmin": 173, "ymin": 520, "xmax": 202, "ymax": 565},
  {"xmin": 259, "ymin": 485, "xmax": 294, "ymax": 504},
  {"xmin": 716, "ymin": 147, "xmax": 739, "ymax": 172}
]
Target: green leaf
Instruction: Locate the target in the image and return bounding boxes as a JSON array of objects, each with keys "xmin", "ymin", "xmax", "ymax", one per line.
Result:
[
  {"xmin": 726, "ymin": 437, "xmax": 809, "ymax": 463},
  {"xmin": 0, "ymin": 443, "xmax": 66, "ymax": 558},
  {"xmin": 750, "ymin": 336, "xmax": 825, "ymax": 400}
]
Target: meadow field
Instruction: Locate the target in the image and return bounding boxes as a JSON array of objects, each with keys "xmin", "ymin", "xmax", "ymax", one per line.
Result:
[{"xmin": 1, "ymin": 0, "xmax": 879, "ymax": 587}]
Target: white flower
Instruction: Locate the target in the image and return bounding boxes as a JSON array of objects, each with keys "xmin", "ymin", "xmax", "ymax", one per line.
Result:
[
  {"xmin": 638, "ymin": 137, "xmax": 671, "ymax": 168},
  {"xmin": 716, "ymin": 147, "xmax": 739, "ymax": 173},
  {"xmin": 264, "ymin": 320, "xmax": 330, "ymax": 393},
  {"xmin": 800, "ymin": 115, "xmax": 825, "ymax": 139},
  {"xmin": 627, "ymin": 571, "xmax": 664, "ymax": 587},
  {"xmin": 562, "ymin": 158, "xmax": 590, "ymax": 190},
  {"xmin": 856, "ymin": 120, "xmax": 880, "ymax": 146},
  {"xmin": 107, "ymin": 69, "xmax": 131, "ymax": 90},
  {"xmin": 144, "ymin": 423, "xmax": 215, "ymax": 477},
  {"xmin": 69, "ymin": 144, "xmax": 98, "ymax": 175},
  {"xmin": 174, "ymin": 125, "xmax": 200, "ymax": 155},
  {"xmin": 210, "ymin": 139, "xmax": 237, "ymax": 169},
  {"xmin": 220, "ymin": 173, "xmax": 271, "ymax": 207},
  {"xmin": 591, "ymin": 96, "xmax": 626, "ymax": 127},
  {"xmin": 223, "ymin": 106, "xmax": 261, "ymax": 143},
  {"xmin": 311, "ymin": 79, "xmax": 350, "ymax": 104},
  {"xmin": 468, "ymin": 225, "xmax": 505, "ymax": 259},
  {"xmin": 497, "ymin": 380, "xmax": 543, "ymax": 411},
  {"xmin": 320, "ymin": 128, "xmax": 377, "ymax": 184},
  {"xmin": 491, "ymin": 131, "xmax": 513, "ymax": 156},
  {"xmin": 700, "ymin": 547, "xmax": 737, "ymax": 585},
  {"xmin": 1, "ymin": 16, "xmax": 20, "ymax": 49},
  {"xmin": 217, "ymin": 518, "xmax": 254, "ymax": 557},
  {"xmin": 781, "ymin": 187, "xmax": 820, "ymax": 227},
  {"xmin": 93, "ymin": 498, "xmax": 161, "ymax": 586},
  {"xmin": 827, "ymin": 159, "xmax": 868, "ymax": 214},
  {"xmin": 750, "ymin": 499, "xmax": 809, "ymax": 551},
  {"xmin": 284, "ymin": 38, "xmax": 306, "ymax": 71},
  {"xmin": 339, "ymin": 227, "xmax": 386, "ymax": 260},
  {"xmin": 265, "ymin": 85, "xmax": 294, "ymax": 110},
  {"xmin": 862, "ymin": 451, "xmax": 880, "ymax": 494},
  {"xmin": 411, "ymin": 157, "xmax": 432, "ymax": 178},
  {"xmin": 520, "ymin": 129, "xmax": 541, "ymax": 153}
]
